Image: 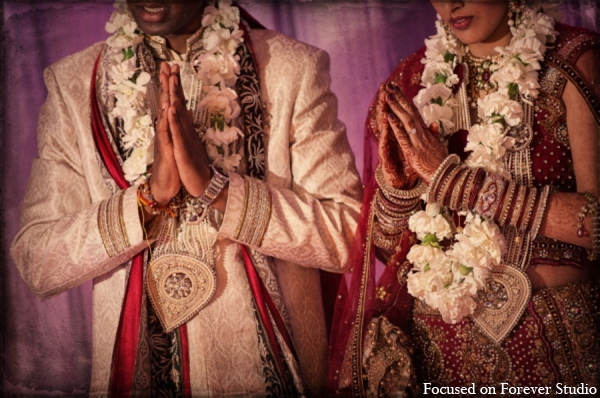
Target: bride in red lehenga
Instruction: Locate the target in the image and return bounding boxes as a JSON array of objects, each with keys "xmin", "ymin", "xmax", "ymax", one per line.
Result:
[{"xmin": 329, "ymin": 1, "xmax": 600, "ymax": 396}]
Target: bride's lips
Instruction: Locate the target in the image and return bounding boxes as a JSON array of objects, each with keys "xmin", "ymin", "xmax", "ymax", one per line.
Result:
[
  {"xmin": 449, "ymin": 16, "xmax": 473, "ymax": 31},
  {"xmin": 136, "ymin": 3, "xmax": 170, "ymax": 23}
]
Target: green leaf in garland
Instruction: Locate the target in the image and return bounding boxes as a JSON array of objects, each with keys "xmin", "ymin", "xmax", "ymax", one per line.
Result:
[
  {"xmin": 514, "ymin": 54, "xmax": 528, "ymax": 66},
  {"xmin": 491, "ymin": 112, "xmax": 505, "ymax": 125},
  {"xmin": 122, "ymin": 47, "xmax": 134, "ymax": 61},
  {"xmin": 444, "ymin": 50, "xmax": 456, "ymax": 64},
  {"xmin": 424, "ymin": 264, "xmax": 431, "ymax": 272},
  {"xmin": 217, "ymin": 146, "xmax": 224, "ymax": 155},
  {"xmin": 217, "ymin": 118, "xmax": 225, "ymax": 132},
  {"xmin": 129, "ymin": 74, "xmax": 137, "ymax": 85},
  {"xmin": 432, "ymin": 97, "xmax": 443, "ymax": 106},
  {"xmin": 507, "ymin": 82, "xmax": 519, "ymax": 100},
  {"xmin": 459, "ymin": 264, "xmax": 473, "ymax": 276},
  {"xmin": 422, "ymin": 233, "xmax": 440, "ymax": 248},
  {"xmin": 434, "ymin": 73, "xmax": 447, "ymax": 85}
]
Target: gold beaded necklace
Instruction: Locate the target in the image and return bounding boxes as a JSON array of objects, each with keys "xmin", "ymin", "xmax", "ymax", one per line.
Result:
[{"xmin": 464, "ymin": 50, "xmax": 502, "ymax": 109}]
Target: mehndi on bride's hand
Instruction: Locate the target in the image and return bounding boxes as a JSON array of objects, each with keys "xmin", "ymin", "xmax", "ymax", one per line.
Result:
[
  {"xmin": 373, "ymin": 84, "xmax": 420, "ymax": 189},
  {"xmin": 385, "ymin": 83, "xmax": 448, "ymax": 184}
]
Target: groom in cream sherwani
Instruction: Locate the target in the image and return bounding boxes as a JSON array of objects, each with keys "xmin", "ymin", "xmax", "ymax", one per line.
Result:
[{"xmin": 11, "ymin": 0, "xmax": 362, "ymax": 395}]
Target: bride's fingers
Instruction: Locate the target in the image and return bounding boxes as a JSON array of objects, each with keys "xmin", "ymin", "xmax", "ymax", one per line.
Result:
[
  {"xmin": 386, "ymin": 92, "xmax": 416, "ymax": 135},
  {"xmin": 388, "ymin": 111, "xmax": 412, "ymax": 151},
  {"xmin": 386, "ymin": 83, "xmax": 429, "ymax": 130}
]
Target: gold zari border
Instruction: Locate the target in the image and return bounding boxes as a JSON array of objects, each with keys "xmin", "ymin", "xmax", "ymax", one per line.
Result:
[
  {"xmin": 234, "ymin": 176, "xmax": 272, "ymax": 247},
  {"xmin": 98, "ymin": 189, "xmax": 131, "ymax": 258}
]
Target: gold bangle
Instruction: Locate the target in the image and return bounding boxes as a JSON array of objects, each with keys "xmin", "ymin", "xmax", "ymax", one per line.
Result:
[
  {"xmin": 436, "ymin": 165, "xmax": 462, "ymax": 208},
  {"xmin": 530, "ymin": 185, "xmax": 552, "ymax": 239},
  {"xmin": 426, "ymin": 154, "xmax": 461, "ymax": 203},
  {"xmin": 375, "ymin": 165, "xmax": 428, "ymax": 200},
  {"xmin": 499, "ymin": 180, "xmax": 517, "ymax": 227},
  {"xmin": 460, "ymin": 169, "xmax": 477, "ymax": 212},
  {"xmin": 508, "ymin": 185, "xmax": 527, "ymax": 229},
  {"xmin": 449, "ymin": 168, "xmax": 470, "ymax": 211},
  {"xmin": 519, "ymin": 186, "xmax": 538, "ymax": 231}
]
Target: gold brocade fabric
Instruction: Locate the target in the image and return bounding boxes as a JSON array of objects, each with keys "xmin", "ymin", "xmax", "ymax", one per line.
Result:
[{"xmin": 411, "ymin": 281, "xmax": 600, "ymax": 392}]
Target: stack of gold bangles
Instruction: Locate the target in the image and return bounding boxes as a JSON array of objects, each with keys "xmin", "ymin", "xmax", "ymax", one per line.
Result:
[{"xmin": 373, "ymin": 165, "xmax": 426, "ymax": 250}]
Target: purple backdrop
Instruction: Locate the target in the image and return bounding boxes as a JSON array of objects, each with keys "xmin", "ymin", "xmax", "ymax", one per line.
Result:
[{"xmin": 2, "ymin": 0, "xmax": 598, "ymax": 395}]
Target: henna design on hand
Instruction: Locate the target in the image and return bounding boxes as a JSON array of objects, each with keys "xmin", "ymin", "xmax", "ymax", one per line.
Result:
[{"xmin": 385, "ymin": 83, "xmax": 448, "ymax": 183}]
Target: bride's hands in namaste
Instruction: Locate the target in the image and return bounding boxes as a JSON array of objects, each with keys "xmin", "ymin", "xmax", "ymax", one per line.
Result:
[
  {"xmin": 375, "ymin": 84, "xmax": 413, "ymax": 189},
  {"xmin": 384, "ymin": 83, "xmax": 448, "ymax": 184}
]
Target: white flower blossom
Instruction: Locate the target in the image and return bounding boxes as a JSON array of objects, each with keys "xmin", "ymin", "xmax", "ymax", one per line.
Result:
[
  {"xmin": 413, "ymin": 84, "xmax": 453, "ymax": 109},
  {"xmin": 195, "ymin": 49, "xmax": 241, "ymax": 87},
  {"xmin": 202, "ymin": 0, "xmax": 240, "ymax": 30},
  {"xmin": 420, "ymin": 103, "xmax": 456, "ymax": 135},
  {"xmin": 477, "ymin": 92, "xmax": 523, "ymax": 126},
  {"xmin": 204, "ymin": 125, "xmax": 243, "ymax": 147},
  {"xmin": 408, "ymin": 203, "xmax": 453, "ymax": 241},
  {"xmin": 200, "ymin": 86, "xmax": 241, "ymax": 121}
]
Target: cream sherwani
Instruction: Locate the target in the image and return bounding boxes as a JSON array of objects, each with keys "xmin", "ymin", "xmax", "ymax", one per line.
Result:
[{"xmin": 11, "ymin": 29, "xmax": 362, "ymax": 396}]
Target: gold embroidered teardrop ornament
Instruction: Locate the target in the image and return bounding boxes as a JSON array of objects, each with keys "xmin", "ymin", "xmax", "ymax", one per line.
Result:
[
  {"xmin": 147, "ymin": 254, "xmax": 216, "ymax": 333},
  {"xmin": 146, "ymin": 217, "xmax": 217, "ymax": 333}
]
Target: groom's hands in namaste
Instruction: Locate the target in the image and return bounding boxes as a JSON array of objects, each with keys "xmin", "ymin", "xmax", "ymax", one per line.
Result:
[
  {"xmin": 150, "ymin": 62, "xmax": 228, "ymax": 213},
  {"xmin": 384, "ymin": 83, "xmax": 448, "ymax": 184},
  {"xmin": 149, "ymin": 62, "xmax": 182, "ymax": 207}
]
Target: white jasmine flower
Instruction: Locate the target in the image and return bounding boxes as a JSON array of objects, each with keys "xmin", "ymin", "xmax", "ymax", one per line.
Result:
[
  {"xmin": 420, "ymin": 103, "xmax": 456, "ymax": 135},
  {"xmin": 203, "ymin": 26, "xmax": 244, "ymax": 53},
  {"xmin": 477, "ymin": 93, "xmax": 523, "ymax": 126},
  {"xmin": 123, "ymin": 147, "xmax": 150, "ymax": 183},
  {"xmin": 200, "ymin": 86, "xmax": 241, "ymax": 121},
  {"xmin": 204, "ymin": 125, "xmax": 243, "ymax": 147},
  {"xmin": 215, "ymin": 153, "xmax": 242, "ymax": 173},
  {"xmin": 422, "ymin": 61, "xmax": 457, "ymax": 87},
  {"xmin": 195, "ymin": 49, "xmax": 240, "ymax": 87},
  {"xmin": 202, "ymin": 0, "xmax": 240, "ymax": 30},
  {"xmin": 409, "ymin": 204, "xmax": 453, "ymax": 241},
  {"xmin": 407, "ymin": 245, "xmax": 448, "ymax": 269},
  {"xmin": 436, "ymin": 287, "xmax": 477, "ymax": 324},
  {"xmin": 413, "ymin": 84, "xmax": 453, "ymax": 109}
]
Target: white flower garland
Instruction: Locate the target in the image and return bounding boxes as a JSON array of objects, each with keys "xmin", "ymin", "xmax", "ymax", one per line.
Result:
[
  {"xmin": 104, "ymin": 0, "xmax": 244, "ymax": 184},
  {"xmin": 406, "ymin": 7, "xmax": 557, "ymax": 324}
]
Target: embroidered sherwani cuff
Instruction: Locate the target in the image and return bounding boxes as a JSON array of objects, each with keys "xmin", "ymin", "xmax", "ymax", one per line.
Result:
[
  {"xmin": 219, "ymin": 173, "xmax": 272, "ymax": 247},
  {"xmin": 98, "ymin": 186, "xmax": 144, "ymax": 258}
]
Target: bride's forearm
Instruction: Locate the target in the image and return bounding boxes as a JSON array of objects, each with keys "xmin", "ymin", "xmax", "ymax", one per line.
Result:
[{"xmin": 538, "ymin": 192, "xmax": 595, "ymax": 249}]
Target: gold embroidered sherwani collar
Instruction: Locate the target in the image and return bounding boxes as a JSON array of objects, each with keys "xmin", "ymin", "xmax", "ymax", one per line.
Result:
[{"xmin": 143, "ymin": 27, "xmax": 205, "ymax": 61}]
